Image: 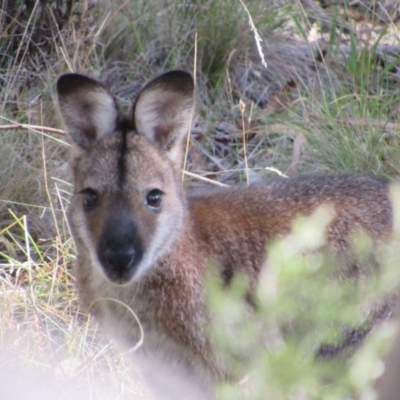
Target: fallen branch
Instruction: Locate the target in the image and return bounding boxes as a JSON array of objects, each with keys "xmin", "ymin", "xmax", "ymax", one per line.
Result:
[
  {"xmin": 0, "ymin": 123, "xmax": 66, "ymax": 135},
  {"xmin": 183, "ymin": 171, "xmax": 229, "ymax": 187},
  {"xmin": 287, "ymin": 134, "xmax": 306, "ymax": 176},
  {"xmin": 309, "ymin": 114, "xmax": 400, "ymax": 132}
]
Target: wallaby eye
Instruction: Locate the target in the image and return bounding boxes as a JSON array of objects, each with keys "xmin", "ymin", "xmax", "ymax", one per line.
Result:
[
  {"xmin": 146, "ymin": 189, "xmax": 163, "ymax": 209},
  {"xmin": 80, "ymin": 188, "xmax": 98, "ymax": 210}
]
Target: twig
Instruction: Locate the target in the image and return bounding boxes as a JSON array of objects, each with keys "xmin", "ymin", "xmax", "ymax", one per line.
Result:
[
  {"xmin": 183, "ymin": 171, "xmax": 229, "ymax": 187},
  {"xmin": 0, "ymin": 123, "xmax": 66, "ymax": 135},
  {"xmin": 182, "ymin": 31, "xmax": 198, "ymax": 181},
  {"xmin": 239, "ymin": 99, "xmax": 250, "ymax": 185},
  {"xmin": 287, "ymin": 134, "xmax": 306, "ymax": 176},
  {"xmin": 309, "ymin": 114, "xmax": 400, "ymax": 132}
]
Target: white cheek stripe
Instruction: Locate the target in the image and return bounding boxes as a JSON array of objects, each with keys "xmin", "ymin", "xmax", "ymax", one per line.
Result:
[
  {"xmin": 75, "ymin": 219, "xmax": 109, "ymax": 282},
  {"xmin": 134, "ymin": 207, "xmax": 183, "ymax": 280}
]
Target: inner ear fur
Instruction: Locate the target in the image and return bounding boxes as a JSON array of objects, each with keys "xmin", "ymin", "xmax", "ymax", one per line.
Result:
[
  {"xmin": 133, "ymin": 70, "xmax": 195, "ymax": 165},
  {"xmin": 57, "ymin": 73, "xmax": 119, "ymax": 149}
]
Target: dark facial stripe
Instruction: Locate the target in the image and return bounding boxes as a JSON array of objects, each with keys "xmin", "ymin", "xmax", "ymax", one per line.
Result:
[{"xmin": 116, "ymin": 118, "xmax": 133, "ymax": 188}]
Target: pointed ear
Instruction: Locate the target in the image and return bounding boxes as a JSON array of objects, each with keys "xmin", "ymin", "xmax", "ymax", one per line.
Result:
[
  {"xmin": 133, "ymin": 70, "xmax": 195, "ymax": 165},
  {"xmin": 56, "ymin": 73, "xmax": 119, "ymax": 149}
]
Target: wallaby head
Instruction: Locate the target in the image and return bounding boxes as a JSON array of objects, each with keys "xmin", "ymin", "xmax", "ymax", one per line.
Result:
[{"xmin": 57, "ymin": 71, "xmax": 195, "ymax": 285}]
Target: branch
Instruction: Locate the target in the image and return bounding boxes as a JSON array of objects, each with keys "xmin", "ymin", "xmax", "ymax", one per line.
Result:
[
  {"xmin": 183, "ymin": 171, "xmax": 229, "ymax": 187},
  {"xmin": 0, "ymin": 123, "xmax": 66, "ymax": 135},
  {"xmin": 309, "ymin": 114, "xmax": 400, "ymax": 132}
]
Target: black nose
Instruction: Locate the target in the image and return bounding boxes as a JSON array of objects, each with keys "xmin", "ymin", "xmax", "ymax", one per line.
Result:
[
  {"xmin": 103, "ymin": 247, "xmax": 136, "ymax": 279},
  {"xmin": 104, "ymin": 247, "xmax": 135, "ymax": 270},
  {"xmin": 97, "ymin": 216, "xmax": 143, "ymax": 283}
]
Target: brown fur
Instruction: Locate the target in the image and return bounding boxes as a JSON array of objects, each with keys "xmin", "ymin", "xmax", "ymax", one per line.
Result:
[{"xmin": 56, "ymin": 70, "xmax": 394, "ymax": 399}]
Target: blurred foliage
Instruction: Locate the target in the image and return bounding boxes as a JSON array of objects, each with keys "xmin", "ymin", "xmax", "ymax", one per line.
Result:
[{"xmin": 209, "ymin": 203, "xmax": 400, "ymax": 399}]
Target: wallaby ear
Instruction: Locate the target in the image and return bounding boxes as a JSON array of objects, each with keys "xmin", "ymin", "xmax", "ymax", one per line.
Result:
[
  {"xmin": 133, "ymin": 70, "xmax": 195, "ymax": 165},
  {"xmin": 57, "ymin": 73, "xmax": 119, "ymax": 149}
]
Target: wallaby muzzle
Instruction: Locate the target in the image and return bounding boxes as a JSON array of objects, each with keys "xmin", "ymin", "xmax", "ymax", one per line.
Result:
[{"xmin": 97, "ymin": 217, "xmax": 143, "ymax": 284}]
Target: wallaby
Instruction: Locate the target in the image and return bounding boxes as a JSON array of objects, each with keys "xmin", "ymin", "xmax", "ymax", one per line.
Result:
[{"xmin": 56, "ymin": 70, "xmax": 394, "ymax": 399}]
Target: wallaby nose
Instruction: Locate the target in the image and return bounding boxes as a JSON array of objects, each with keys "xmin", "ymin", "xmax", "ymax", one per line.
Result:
[
  {"xmin": 104, "ymin": 247, "xmax": 136, "ymax": 278},
  {"xmin": 104, "ymin": 248, "xmax": 136, "ymax": 271},
  {"xmin": 98, "ymin": 216, "xmax": 143, "ymax": 283}
]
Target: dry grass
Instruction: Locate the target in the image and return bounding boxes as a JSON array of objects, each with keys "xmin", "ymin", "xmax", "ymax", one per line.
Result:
[{"xmin": 0, "ymin": 160, "xmax": 146, "ymax": 399}]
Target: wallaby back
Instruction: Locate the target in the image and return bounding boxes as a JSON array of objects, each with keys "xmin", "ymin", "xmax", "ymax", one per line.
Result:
[
  {"xmin": 56, "ymin": 70, "xmax": 394, "ymax": 398},
  {"xmin": 189, "ymin": 175, "xmax": 392, "ymax": 283}
]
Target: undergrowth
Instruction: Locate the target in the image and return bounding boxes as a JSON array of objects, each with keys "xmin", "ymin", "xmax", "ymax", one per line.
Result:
[
  {"xmin": 0, "ymin": 180, "xmax": 144, "ymax": 399},
  {"xmin": 210, "ymin": 201, "xmax": 400, "ymax": 399}
]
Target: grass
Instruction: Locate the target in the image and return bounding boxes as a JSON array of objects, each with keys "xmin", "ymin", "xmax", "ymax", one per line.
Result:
[
  {"xmin": 1, "ymin": 0, "xmax": 400, "ymax": 398},
  {"xmin": 0, "ymin": 193, "xmax": 145, "ymax": 399}
]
